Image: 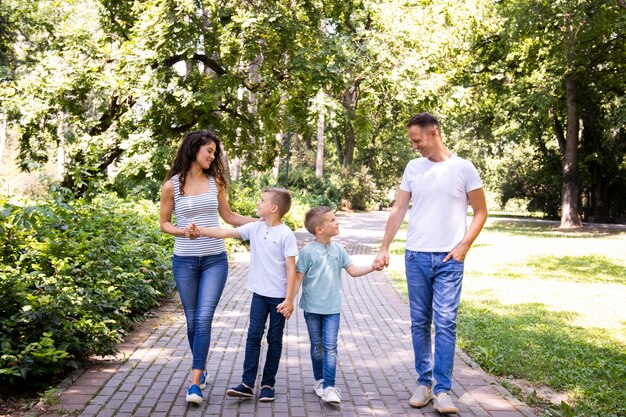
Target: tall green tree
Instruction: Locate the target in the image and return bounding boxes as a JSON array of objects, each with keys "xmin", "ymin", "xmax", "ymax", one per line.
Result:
[
  {"xmin": 3, "ymin": 0, "xmax": 365, "ymax": 193},
  {"xmin": 460, "ymin": 0, "xmax": 626, "ymax": 226}
]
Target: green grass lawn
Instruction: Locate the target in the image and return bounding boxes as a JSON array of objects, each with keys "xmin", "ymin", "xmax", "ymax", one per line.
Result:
[{"xmin": 387, "ymin": 217, "xmax": 626, "ymax": 417}]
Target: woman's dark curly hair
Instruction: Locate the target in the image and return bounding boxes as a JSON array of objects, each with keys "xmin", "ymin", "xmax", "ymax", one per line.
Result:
[{"xmin": 165, "ymin": 129, "xmax": 229, "ymax": 194}]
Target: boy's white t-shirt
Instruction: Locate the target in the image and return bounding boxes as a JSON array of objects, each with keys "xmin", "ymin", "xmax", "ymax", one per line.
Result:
[
  {"xmin": 399, "ymin": 154, "xmax": 483, "ymax": 252},
  {"xmin": 237, "ymin": 221, "xmax": 299, "ymax": 298}
]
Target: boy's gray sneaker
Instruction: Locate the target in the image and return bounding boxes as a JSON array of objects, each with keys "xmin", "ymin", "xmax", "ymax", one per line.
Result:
[
  {"xmin": 321, "ymin": 386, "xmax": 341, "ymax": 404},
  {"xmin": 409, "ymin": 385, "xmax": 434, "ymax": 408},
  {"xmin": 314, "ymin": 379, "xmax": 324, "ymax": 397},
  {"xmin": 433, "ymin": 392, "xmax": 458, "ymax": 414}
]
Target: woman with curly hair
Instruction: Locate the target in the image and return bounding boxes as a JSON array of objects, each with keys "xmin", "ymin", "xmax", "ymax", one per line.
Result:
[{"xmin": 159, "ymin": 129, "xmax": 256, "ymax": 405}]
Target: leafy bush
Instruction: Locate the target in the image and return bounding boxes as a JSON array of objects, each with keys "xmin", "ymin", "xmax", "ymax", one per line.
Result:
[
  {"xmin": 338, "ymin": 167, "xmax": 385, "ymax": 211},
  {"xmin": 228, "ymin": 176, "xmax": 306, "ymax": 231},
  {"xmin": 281, "ymin": 168, "xmax": 343, "ymax": 210},
  {"xmin": 498, "ymin": 151, "xmax": 562, "ymax": 218},
  {"xmin": 0, "ymin": 193, "xmax": 173, "ymax": 390}
]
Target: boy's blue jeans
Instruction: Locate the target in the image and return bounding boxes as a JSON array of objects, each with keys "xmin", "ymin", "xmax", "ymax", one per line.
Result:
[
  {"xmin": 172, "ymin": 252, "xmax": 229, "ymax": 371},
  {"xmin": 242, "ymin": 293, "xmax": 286, "ymax": 388},
  {"xmin": 405, "ymin": 250, "xmax": 464, "ymax": 395},
  {"xmin": 304, "ymin": 312, "xmax": 340, "ymax": 389}
]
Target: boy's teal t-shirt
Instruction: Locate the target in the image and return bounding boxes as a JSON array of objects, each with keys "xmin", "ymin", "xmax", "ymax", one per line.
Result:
[{"xmin": 296, "ymin": 240, "xmax": 353, "ymax": 314}]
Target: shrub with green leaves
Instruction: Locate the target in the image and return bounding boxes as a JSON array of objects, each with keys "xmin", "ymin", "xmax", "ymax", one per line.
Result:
[
  {"xmin": 0, "ymin": 194, "xmax": 174, "ymax": 390},
  {"xmin": 338, "ymin": 167, "xmax": 385, "ymax": 211},
  {"xmin": 228, "ymin": 177, "xmax": 306, "ymax": 231}
]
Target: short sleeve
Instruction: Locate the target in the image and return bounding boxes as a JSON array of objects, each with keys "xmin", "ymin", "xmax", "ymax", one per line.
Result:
[
  {"xmin": 282, "ymin": 230, "xmax": 299, "ymax": 257},
  {"xmin": 296, "ymin": 248, "xmax": 311, "ymax": 273},
  {"xmin": 399, "ymin": 161, "xmax": 413, "ymax": 192},
  {"xmin": 236, "ymin": 221, "xmax": 256, "ymax": 241},
  {"xmin": 339, "ymin": 244, "xmax": 353, "ymax": 269},
  {"xmin": 464, "ymin": 161, "xmax": 483, "ymax": 192}
]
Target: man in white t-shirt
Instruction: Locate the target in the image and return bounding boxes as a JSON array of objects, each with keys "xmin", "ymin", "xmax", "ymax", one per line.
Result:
[{"xmin": 374, "ymin": 112, "xmax": 487, "ymax": 414}]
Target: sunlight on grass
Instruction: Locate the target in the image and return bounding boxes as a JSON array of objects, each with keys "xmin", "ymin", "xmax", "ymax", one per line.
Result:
[{"xmin": 525, "ymin": 255, "xmax": 626, "ymax": 284}]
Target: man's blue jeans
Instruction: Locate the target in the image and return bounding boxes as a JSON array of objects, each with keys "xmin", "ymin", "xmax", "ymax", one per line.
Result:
[
  {"xmin": 172, "ymin": 252, "xmax": 229, "ymax": 371},
  {"xmin": 242, "ymin": 293, "xmax": 286, "ymax": 388},
  {"xmin": 304, "ymin": 312, "xmax": 340, "ymax": 389},
  {"xmin": 405, "ymin": 250, "xmax": 464, "ymax": 394}
]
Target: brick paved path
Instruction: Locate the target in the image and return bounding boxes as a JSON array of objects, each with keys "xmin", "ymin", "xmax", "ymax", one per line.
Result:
[{"xmin": 50, "ymin": 211, "xmax": 536, "ymax": 417}]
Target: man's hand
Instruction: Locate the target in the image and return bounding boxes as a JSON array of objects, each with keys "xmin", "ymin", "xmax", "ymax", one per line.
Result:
[
  {"xmin": 374, "ymin": 248, "xmax": 390, "ymax": 269},
  {"xmin": 443, "ymin": 242, "xmax": 470, "ymax": 262}
]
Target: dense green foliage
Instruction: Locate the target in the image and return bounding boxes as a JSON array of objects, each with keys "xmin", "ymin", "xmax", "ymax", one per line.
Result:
[
  {"xmin": 0, "ymin": 193, "xmax": 173, "ymax": 392},
  {"xmin": 4, "ymin": 0, "xmax": 625, "ymax": 221},
  {"xmin": 0, "ymin": 0, "xmax": 488, "ymax": 210},
  {"xmin": 453, "ymin": 0, "xmax": 626, "ymax": 224}
]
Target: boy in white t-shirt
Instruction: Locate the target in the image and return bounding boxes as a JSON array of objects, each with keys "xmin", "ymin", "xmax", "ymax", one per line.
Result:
[{"xmin": 188, "ymin": 187, "xmax": 298, "ymax": 402}]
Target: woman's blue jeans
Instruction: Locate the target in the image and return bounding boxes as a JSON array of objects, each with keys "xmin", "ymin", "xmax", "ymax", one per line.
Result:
[
  {"xmin": 242, "ymin": 293, "xmax": 286, "ymax": 388},
  {"xmin": 172, "ymin": 252, "xmax": 228, "ymax": 371},
  {"xmin": 304, "ymin": 312, "xmax": 340, "ymax": 389},
  {"xmin": 405, "ymin": 250, "xmax": 464, "ymax": 394}
]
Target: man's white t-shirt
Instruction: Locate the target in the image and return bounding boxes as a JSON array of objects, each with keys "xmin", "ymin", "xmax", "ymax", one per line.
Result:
[
  {"xmin": 237, "ymin": 221, "xmax": 299, "ymax": 298},
  {"xmin": 399, "ymin": 154, "xmax": 483, "ymax": 252}
]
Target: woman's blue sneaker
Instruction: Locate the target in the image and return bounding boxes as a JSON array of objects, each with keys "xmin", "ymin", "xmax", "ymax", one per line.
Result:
[
  {"xmin": 200, "ymin": 371, "xmax": 207, "ymax": 389},
  {"xmin": 186, "ymin": 384, "xmax": 203, "ymax": 404},
  {"xmin": 226, "ymin": 383, "xmax": 253, "ymax": 398}
]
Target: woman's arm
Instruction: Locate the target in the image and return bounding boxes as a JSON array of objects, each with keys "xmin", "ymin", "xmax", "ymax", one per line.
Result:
[
  {"xmin": 216, "ymin": 182, "xmax": 258, "ymax": 226},
  {"xmin": 159, "ymin": 180, "xmax": 186, "ymax": 237}
]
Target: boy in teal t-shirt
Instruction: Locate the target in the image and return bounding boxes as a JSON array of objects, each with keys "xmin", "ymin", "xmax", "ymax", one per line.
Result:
[{"xmin": 293, "ymin": 206, "xmax": 381, "ymax": 405}]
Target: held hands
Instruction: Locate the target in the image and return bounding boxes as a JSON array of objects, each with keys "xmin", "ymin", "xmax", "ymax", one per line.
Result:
[
  {"xmin": 185, "ymin": 223, "xmax": 200, "ymax": 239},
  {"xmin": 372, "ymin": 259, "xmax": 385, "ymax": 271},
  {"xmin": 373, "ymin": 249, "xmax": 390, "ymax": 270},
  {"xmin": 276, "ymin": 300, "xmax": 295, "ymax": 320}
]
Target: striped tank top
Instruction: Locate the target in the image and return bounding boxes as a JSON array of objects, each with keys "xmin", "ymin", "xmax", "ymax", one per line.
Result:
[{"xmin": 172, "ymin": 174, "xmax": 226, "ymax": 256}]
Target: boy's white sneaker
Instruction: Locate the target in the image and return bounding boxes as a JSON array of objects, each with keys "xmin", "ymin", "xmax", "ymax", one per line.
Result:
[
  {"xmin": 433, "ymin": 392, "xmax": 458, "ymax": 414},
  {"xmin": 314, "ymin": 379, "xmax": 324, "ymax": 397},
  {"xmin": 322, "ymin": 386, "xmax": 341, "ymax": 404}
]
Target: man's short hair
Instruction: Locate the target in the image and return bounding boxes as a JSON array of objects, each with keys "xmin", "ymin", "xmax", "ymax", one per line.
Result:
[
  {"xmin": 304, "ymin": 206, "xmax": 332, "ymax": 235},
  {"xmin": 406, "ymin": 112, "xmax": 440, "ymax": 131},
  {"xmin": 263, "ymin": 187, "xmax": 292, "ymax": 218}
]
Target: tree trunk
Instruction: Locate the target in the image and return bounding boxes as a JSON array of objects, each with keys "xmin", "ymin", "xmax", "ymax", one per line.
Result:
[
  {"xmin": 339, "ymin": 81, "xmax": 361, "ymax": 168},
  {"xmin": 232, "ymin": 156, "xmax": 241, "ymax": 181},
  {"xmin": 560, "ymin": 74, "xmax": 582, "ymax": 228},
  {"xmin": 333, "ymin": 132, "xmax": 343, "ymax": 163},
  {"xmin": 315, "ymin": 113, "xmax": 324, "ymax": 178},
  {"xmin": 343, "ymin": 121, "xmax": 355, "ymax": 168},
  {"xmin": 592, "ymin": 181, "xmax": 611, "ymax": 218},
  {"xmin": 273, "ymin": 132, "xmax": 282, "ymax": 179}
]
